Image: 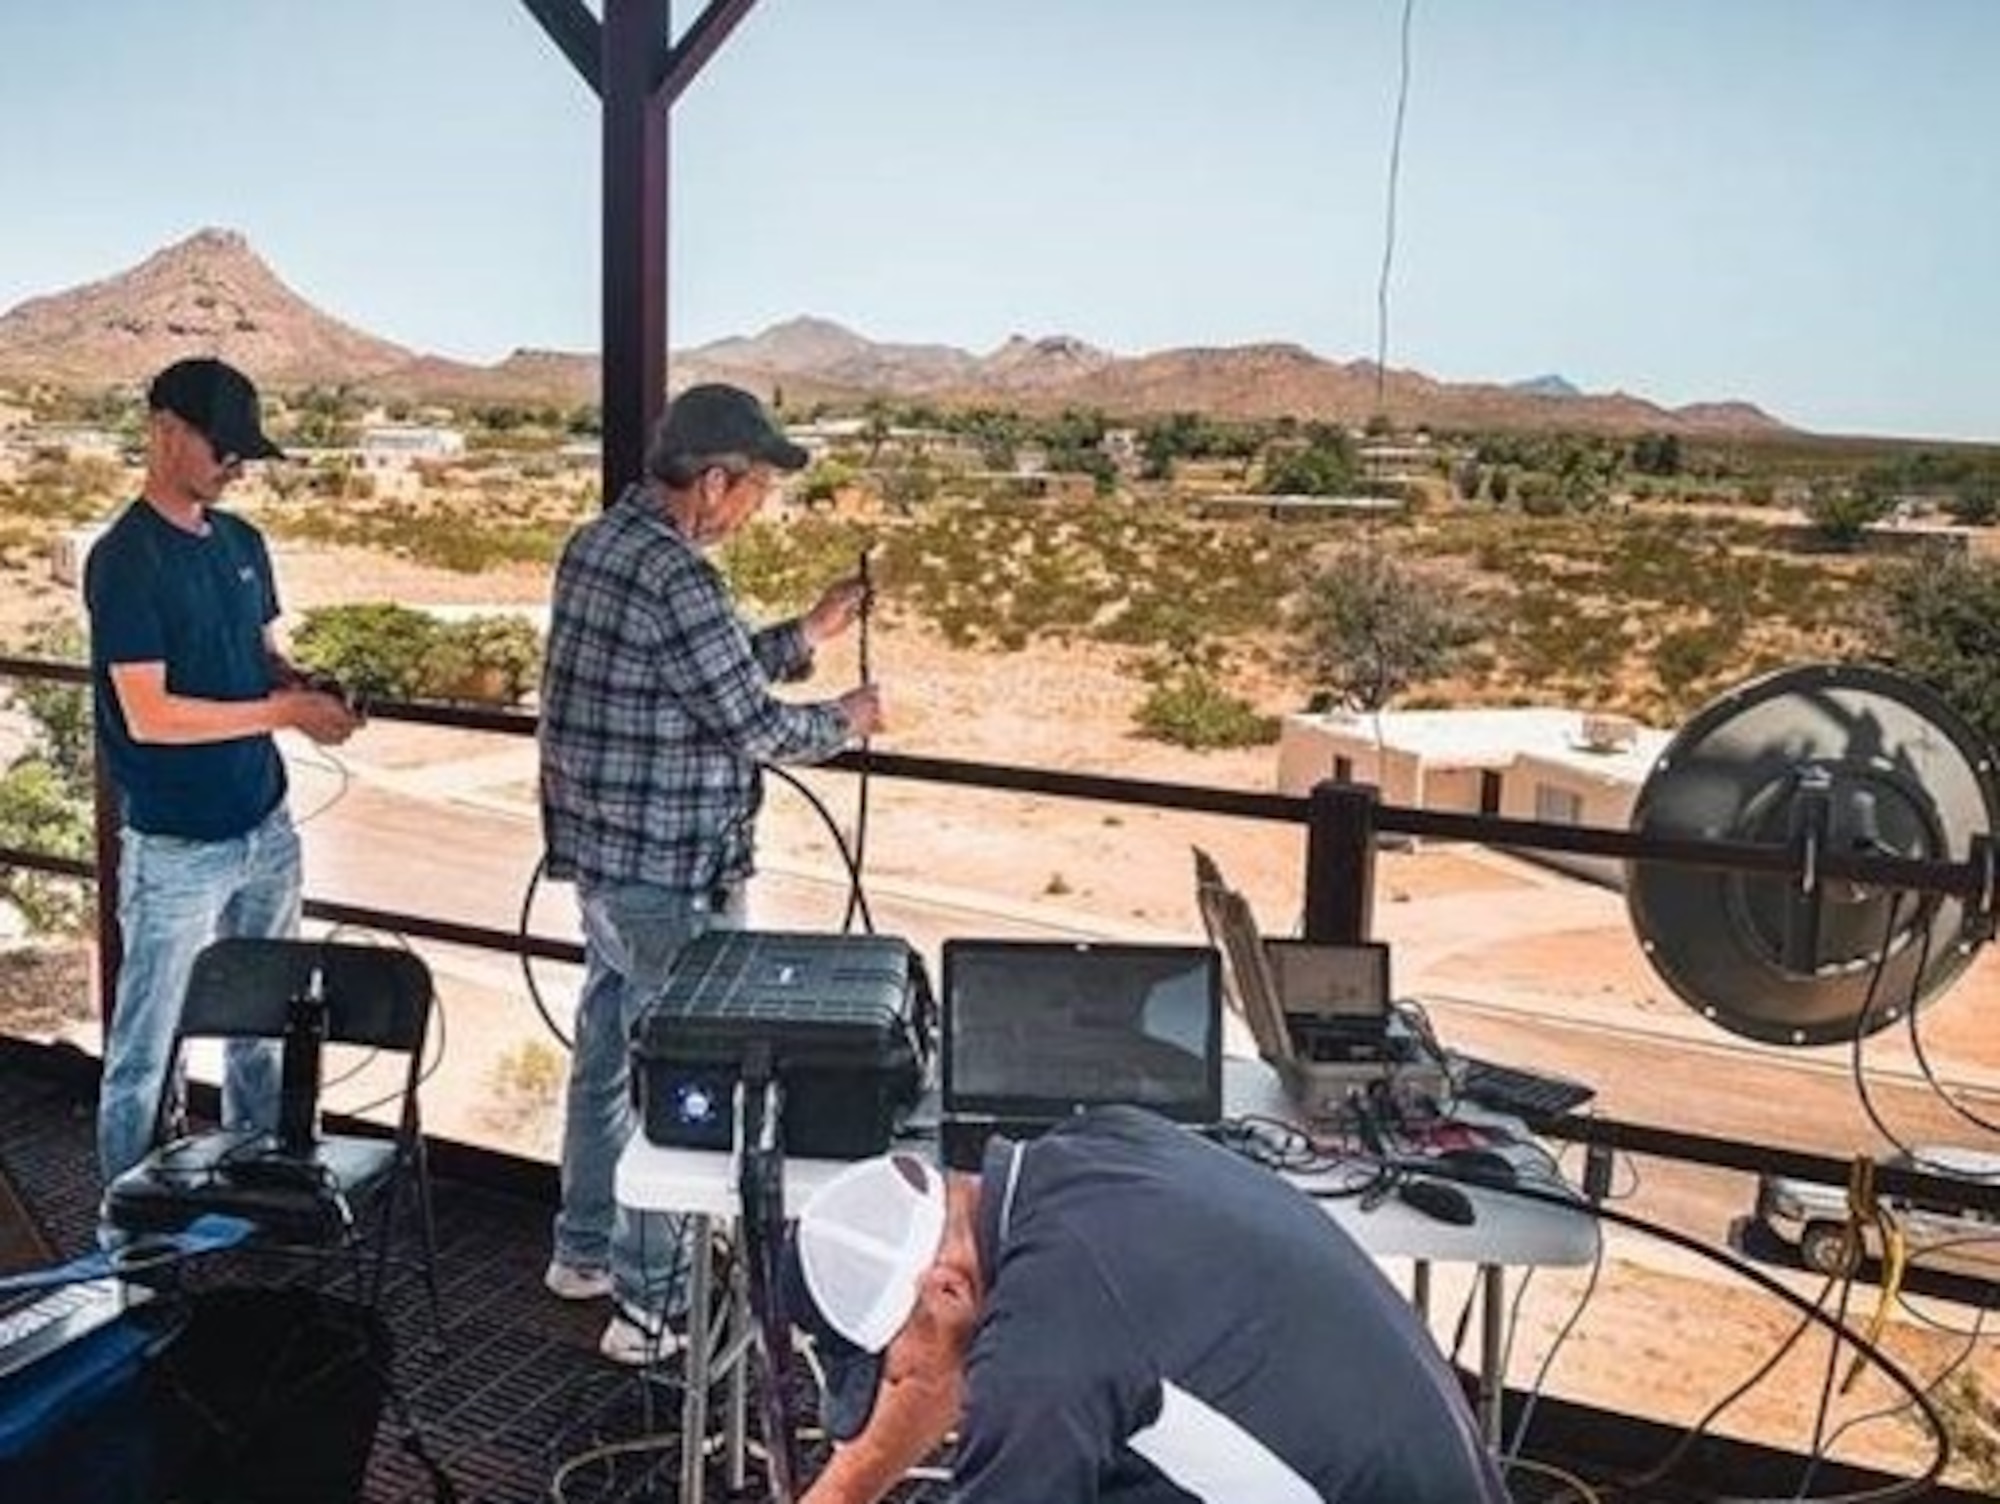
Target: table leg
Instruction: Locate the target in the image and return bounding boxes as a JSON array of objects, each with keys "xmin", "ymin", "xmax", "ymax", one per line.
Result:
[
  {"xmin": 1411, "ymin": 1258, "xmax": 1432, "ymax": 1320},
  {"xmin": 1478, "ymin": 1264, "xmax": 1506, "ymax": 1447},
  {"xmin": 727, "ymin": 1242, "xmax": 749, "ymax": 1492},
  {"xmin": 681, "ymin": 1212, "xmax": 714, "ymax": 1504}
]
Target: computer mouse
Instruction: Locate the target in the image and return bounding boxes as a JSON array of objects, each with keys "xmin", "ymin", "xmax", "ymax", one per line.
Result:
[
  {"xmin": 1397, "ymin": 1178, "xmax": 1476, "ymax": 1226},
  {"xmin": 1432, "ymin": 1148, "xmax": 1518, "ymax": 1186}
]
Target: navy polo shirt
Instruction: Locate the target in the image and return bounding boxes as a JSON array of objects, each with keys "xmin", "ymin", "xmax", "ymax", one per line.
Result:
[
  {"xmin": 85, "ymin": 500, "xmax": 287, "ymax": 840},
  {"xmin": 956, "ymin": 1107, "xmax": 1509, "ymax": 1503}
]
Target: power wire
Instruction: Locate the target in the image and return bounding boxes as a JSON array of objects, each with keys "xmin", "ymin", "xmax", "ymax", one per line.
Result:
[
  {"xmin": 513, "ymin": 760, "xmax": 878, "ymax": 1055},
  {"xmin": 840, "ymin": 547, "xmax": 877, "ymax": 936},
  {"xmin": 1372, "ymin": 0, "xmax": 1417, "ymax": 418}
]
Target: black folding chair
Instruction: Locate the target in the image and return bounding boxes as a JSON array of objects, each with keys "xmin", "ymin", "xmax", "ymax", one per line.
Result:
[{"xmin": 100, "ymin": 937, "xmax": 443, "ymax": 1336}]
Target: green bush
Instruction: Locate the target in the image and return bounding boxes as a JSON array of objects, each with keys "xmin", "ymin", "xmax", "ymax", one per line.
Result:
[
  {"xmin": 1134, "ymin": 673, "xmax": 1278, "ymax": 750},
  {"xmin": 291, "ymin": 605, "xmax": 545, "ymax": 706},
  {"xmin": 0, "ymin": 623, "xmax": 94, "ymax": 934},
  {"xmin": 415, "ymin": 615, "xmax": 542, "ymax": 703},
  {"xmin": 291, "ymin": 604, "xmax": 442, "ymax": 701}
]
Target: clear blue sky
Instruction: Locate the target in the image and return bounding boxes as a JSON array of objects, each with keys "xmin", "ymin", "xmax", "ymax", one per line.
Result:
[{"xmin": 1, "ymin": 2, "xmax": 1993, "ymax": 441}]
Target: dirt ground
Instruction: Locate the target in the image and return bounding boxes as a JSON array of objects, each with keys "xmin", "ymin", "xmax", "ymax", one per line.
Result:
[{"xmin": 6, "ymin": 536, "xmax": 1998, "ymax": 1489}]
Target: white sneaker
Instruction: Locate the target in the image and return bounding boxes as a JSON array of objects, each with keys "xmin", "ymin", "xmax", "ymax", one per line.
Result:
[
  {"xmin": 544, "ymin": 1260, "xmax": 614, "ymax": 1302},
  {"xmin": 600, "ymin": 1310, "xmax": 686, "ymax": 1368}
]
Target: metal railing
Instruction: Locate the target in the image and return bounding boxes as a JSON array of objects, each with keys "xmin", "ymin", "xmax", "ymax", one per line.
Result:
[{"xmin": 4, "ymin": 648, "xmax": 1998, "ymax": 1221}]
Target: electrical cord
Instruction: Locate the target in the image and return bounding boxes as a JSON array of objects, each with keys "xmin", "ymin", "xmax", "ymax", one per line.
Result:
[
  {"xmin": 311, "ymin": 923, "xmax": 448, "ymax": 1121},
  {"xmin": 1847, "ymin": 891, "xmax": 1922, "ymax": 1164},
  {"xmin": 1502, "ymin": 1182, "xmax": 1952, "ymax": 1502},
  {"xmin": 1792, "ymin": 1303, "xmax": 1990, "ymax": 1500},
  {"xmin": 840, "ymin": 546, "xmax": 876, "ymax": 936},
  {"xmin": 514, "ymin": 757, "xmax": 878, "ymax": 1056},
  {"xmin": 1501, "ymin": 1142, "xmax": 1609, "ymax": 1472},
  {"xmin": 286, "ymin": 738, "xmax": 353, "ymax": 831},
  {"xmin": 1503, "ymin": 1455, "xmax": 1605, "ymax": 1504}
]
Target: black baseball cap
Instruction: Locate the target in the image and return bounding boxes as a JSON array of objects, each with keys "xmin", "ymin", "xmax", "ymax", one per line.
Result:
[
  {"xmin": 648, "ymin": 383, "xmax": 808, "ymax": 475},
  {"xmin": 778, "ymin": 1236, "xmax": 885, "ymax": 1441},
  {"xmin": 147, "ymin": 357, "xmax": 284, "ymax": 462}
]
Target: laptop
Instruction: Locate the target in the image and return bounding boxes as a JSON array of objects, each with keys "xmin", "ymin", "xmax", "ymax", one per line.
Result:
[
  {"xmin": 939, "ymin": 938, "xmax": 1224, "ymax": 1169},
  {"xmin": 1265, "ymin": 938, "xmax": 1395, "ymax": 1064},
  {"xmin": 1192, "ymin": 848, "xmax": 1438, "ymax": 1118}
]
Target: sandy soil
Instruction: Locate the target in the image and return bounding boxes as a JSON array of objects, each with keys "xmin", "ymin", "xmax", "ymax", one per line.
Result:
[{"xmin": 6, "ymin": 537, "xmax": 1997, "ymax": 1488}]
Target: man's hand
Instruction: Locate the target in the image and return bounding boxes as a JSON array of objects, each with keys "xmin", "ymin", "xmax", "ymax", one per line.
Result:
[
  {"xmin": 801, "ymin": 1364, "xmax": 961, "ymax": 1504},
  {"xmin": 837, "ymin": 684, "xmax": 885, "ymax": 739},
  {"xmin": 277, "ymin": 686, "xmax": 362, "ymax": 746},
  {"xmin": 804, "ymin": 572, "xmax": 871, "ymax": 647}
]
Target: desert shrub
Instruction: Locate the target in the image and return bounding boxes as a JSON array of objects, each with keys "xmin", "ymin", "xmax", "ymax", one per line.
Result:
[
  {"xmin": 1946, "ymin": 483, "xmax": 1998, "ymax": 527},
  {"xmin": 1134, "ymin": 673, "xmax": 1278, "ymax": 750},
  {"xmin": 291, "ymin": 604, "xmax": 542, "ymax": 706},
  {"xmin": 798, "ymin": 458, "xmax": 860, "ymax": 507},
  {"xmin": 1912, "ymin": 1372, "xmax": 1999, "ymax": 1492},
  {"xmin": 291, "ymin": 603, "xmax": 442, "ymax": 700},
  {"xmin": 1295, "ymin": 549, "xmax": 1482, "ymax": 712},
  {"xmin": 1864, "ymin": 549, "xmax": 2000, "ymax": 753},
  {"xmin": 1804, "ymin": 480, "xmax": 1894, "ymax": 548},
  {"xmin": 491, "ymin": 1039, "xmax": 565, "ymax": 1108},
  {"xmin": 719, "ymin": 514, "xmax": 873, "ymax": 617},
  {"xmin": 415, "ymin": 616, "xmax": 543, "ymax": 703},
  {"xmin": 0, "ymin": 624, "xmax": 93, "ymax": 934},
  {"xmin": 1653, "ymin": 622, "xmax": 1736, "ymax": 705}
]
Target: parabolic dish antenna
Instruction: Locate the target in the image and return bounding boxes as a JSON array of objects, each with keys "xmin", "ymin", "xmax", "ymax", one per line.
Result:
[{"xmin": 1626, "ymin": 663, "xmax": 1997, "ymax": 1046}]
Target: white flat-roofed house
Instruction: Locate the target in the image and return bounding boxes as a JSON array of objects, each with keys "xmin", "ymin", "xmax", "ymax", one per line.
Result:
[
  {"xmin": 359, "ymin": 425, "xmax": 466, "ymax": 469},
  {"xmin": 50, "ymin": 523, "xmax": 111, "ymax": 593},
  {"xmin": 1276, "ymin": 706, "xmax": 1671, "ymax": 887}
]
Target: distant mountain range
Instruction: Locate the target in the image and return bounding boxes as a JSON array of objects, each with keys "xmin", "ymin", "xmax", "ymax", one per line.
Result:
[{"xmin": 0, "ymin": 228, "xmax": 1789, "ymax": 437}]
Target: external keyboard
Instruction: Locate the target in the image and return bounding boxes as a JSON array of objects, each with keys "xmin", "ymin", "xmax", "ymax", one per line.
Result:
[
  {"xmin": 1450, "ymin": 1055, "xmax": 1595, "ymax": 1123},
  {"xmin": 0, "ymin": 1278, "xmax": 135, "ymax": 1384}
]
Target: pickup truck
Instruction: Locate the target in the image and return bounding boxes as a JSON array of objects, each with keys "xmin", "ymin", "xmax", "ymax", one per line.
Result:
[{"xmin": 1754, "ymin": 1146, "xmax": 2000, "ymax": 1280}]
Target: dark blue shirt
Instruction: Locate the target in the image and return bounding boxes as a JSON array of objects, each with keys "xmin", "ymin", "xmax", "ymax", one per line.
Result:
[
  {"xmin": 85, "ymin": 500, "xmax": 287, "ymax": 840},
  {"xmin": 960, "ymin": 1108, "xmax": 1509, "ymax": 1503}
]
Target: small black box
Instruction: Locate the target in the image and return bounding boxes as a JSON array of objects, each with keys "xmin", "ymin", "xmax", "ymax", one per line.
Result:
[{"xmin": 632, "ymin": 930, "xmax": 932, "ymax": 1158}]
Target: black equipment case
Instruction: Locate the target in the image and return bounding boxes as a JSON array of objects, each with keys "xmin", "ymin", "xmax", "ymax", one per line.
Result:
[{"xmin": 633, "ymin": 930, "xmax": 933, "ymax": 1158}]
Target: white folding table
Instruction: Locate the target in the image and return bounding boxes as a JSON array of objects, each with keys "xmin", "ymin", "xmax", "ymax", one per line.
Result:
[{"xmin": 614, "ymin": 1057, "xmax": 1600, "ymax": 1503}]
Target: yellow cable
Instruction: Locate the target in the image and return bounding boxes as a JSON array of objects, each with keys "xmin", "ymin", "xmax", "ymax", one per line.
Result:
[{"xmin": 1843, "ymin": 1205, "xmax": 1908, "ymax": 1395}]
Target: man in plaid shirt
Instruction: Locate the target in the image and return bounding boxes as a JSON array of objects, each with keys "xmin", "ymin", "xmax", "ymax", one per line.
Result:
[{"xmin": 538, "ymin": 384, "xmax": 883, "ymax": 1364}]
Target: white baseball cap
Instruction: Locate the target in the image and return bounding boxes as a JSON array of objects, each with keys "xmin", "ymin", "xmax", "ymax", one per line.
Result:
[{"xmin": 781, "ymin": 1152, "xmax": 947, "ymax": 1438}]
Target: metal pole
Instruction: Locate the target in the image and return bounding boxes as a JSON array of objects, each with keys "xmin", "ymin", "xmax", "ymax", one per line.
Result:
[{"xmin": 1304, "ymin": 781, "xmax": 1379, "ymax": 943}]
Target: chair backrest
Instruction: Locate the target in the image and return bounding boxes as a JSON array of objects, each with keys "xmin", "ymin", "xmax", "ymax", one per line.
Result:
[{"xmin": 179, "ymin": 938, "xmax": 433, "ymax": 1058}]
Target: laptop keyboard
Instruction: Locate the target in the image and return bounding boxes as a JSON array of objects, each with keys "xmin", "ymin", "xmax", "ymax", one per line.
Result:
[
  {"xmin": 0, "ymin": 1279, "xmax": 132, "ymax": 1383},
  {"xmin": 1451, "ymin": 1056, "xmax": 1595, "ymax": 1123}
]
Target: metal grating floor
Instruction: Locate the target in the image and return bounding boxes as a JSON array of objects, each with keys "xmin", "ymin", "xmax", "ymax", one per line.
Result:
[
  {"xmin": 0, "ymin": 1058, "xmax": 743, "ymax": 1504},
  {"xmin": 1, "ymin": 1054, "xmax": 1716, "ymax": 1504}
]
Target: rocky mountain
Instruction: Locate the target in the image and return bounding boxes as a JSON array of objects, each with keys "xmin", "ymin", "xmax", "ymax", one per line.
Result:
[
  {"xmin": 0, "ymin": 229, "xmax": 415, "ymax": 387},
  {"xmin": 0, "ymin": 229, "xmax": 1789, "ymax": 435},
  {"xmin": 1510, "ymin": 373, "xmax": 1582, "ymax": 399}
]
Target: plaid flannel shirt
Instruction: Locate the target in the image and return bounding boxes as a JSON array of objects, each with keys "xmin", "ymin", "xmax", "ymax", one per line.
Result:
[{"xmin": 538, "ymin": 484, "xmax": 851, "ymax": 890}]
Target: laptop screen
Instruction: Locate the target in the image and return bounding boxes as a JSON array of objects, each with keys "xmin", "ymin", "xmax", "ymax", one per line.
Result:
[{"xmin": 940, "ymin": 939, "xmax": 1223, "ymax": 1124}]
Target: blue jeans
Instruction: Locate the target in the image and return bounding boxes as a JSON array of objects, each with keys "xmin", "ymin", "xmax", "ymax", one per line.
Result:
[
  {"xmin": 98, "ymin": 805, "xmax": 302, "ymax": 1183},
  {"xmin": 554, "ymin": 881, "xmax": 742, "ymax": 1320}
]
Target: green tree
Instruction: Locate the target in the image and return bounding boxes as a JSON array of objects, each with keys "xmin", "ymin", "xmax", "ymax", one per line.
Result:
[
  {"xmin": 0, "ymin": 625, "xmax": 94, "ymax": 934},
  {"xmin": 1630, "ymin": 431, "xmax": 1683, "ymax": 478},
  {"xmin": 1946, "ymin": 480, "xmax": 1998, "ymax": 526},
  {"xmin": 1295, "ymin": 549, "xmax": 1482, "ymax": 711},
  {"xmin": 1865, "ymin": 549, "xmax": 2000, "ymax": 753},
  {"xmin": 1261, "ymin": 431, "xmax": 1357, "ymax": 497}
]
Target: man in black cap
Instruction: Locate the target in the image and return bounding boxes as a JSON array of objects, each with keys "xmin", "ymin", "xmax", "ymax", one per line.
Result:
[
  {"xmin": 85, "ymin": 357, "xmax": 362, "ymax": 1185},
  {"xmin": 538, "ymin": 382, "xmax": 884, "ymax": 1363},
  {"xmin": 784, "ymin": 1108, "xmax": 1511, "ymax": 1504}
]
